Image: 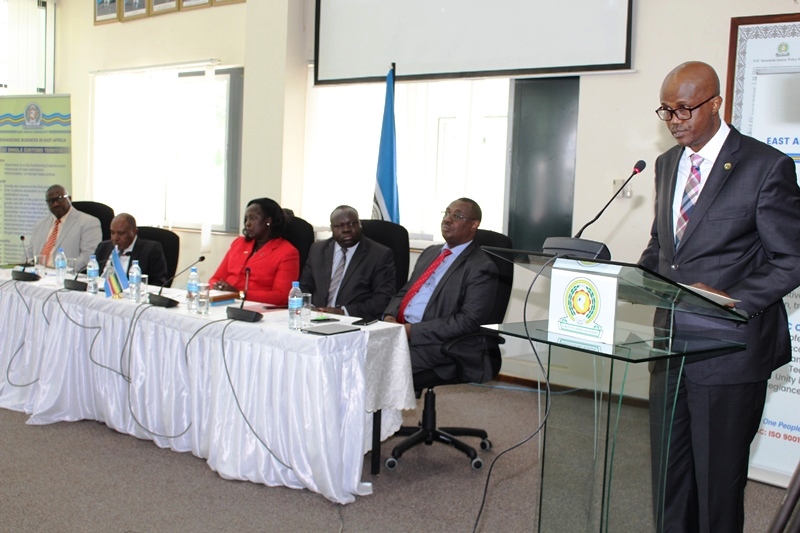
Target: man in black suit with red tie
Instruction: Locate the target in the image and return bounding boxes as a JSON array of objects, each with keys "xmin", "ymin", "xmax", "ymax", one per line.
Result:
[
  {"xmin": 640, "ymin": 61, "xmax": 800, "ymax": 532},
  {"xmin": 384, "ymin": 198, "xmax": 498, "ymax": 384},
  {"xmin": 94, "ymin": 213, "xmax": 169, "ymax": 287}
]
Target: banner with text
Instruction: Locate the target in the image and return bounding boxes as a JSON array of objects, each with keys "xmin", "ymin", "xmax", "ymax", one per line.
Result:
[
  {"xmin": 0, "ymin": 95, "xmax": 72, "ymax": 266},
  {"xmin": 729, "ymin": 19, "xmax": 800, "ymax": 487}
]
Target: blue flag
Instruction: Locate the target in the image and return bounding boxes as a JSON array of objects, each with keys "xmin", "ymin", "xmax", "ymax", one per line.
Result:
[
  {"xmin": 372, "ymin": 66, "xmax": 399, "ymax": 223},
  {"xmin": 104, "ymin": 246, "xmax": 129, "ymax": 298}
]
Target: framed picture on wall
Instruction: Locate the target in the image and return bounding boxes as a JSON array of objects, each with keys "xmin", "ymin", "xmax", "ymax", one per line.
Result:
[
  {"xmin": 179, "ymin": 0, "xmax": 211, "ymax": 9},
  {"xmin": 94, "ymin": 0, "xmax": 119, "ymax": 25},
  {"xmin": 150, "ymin": 0, "xmax": 178, "ymax": 16},
  {"xmin": 212, "ymin": 0, "xmax": 245, "ymax": 5},
  {"xmin": 120, "ymin": 0, "xmax": 148, "ymax": 21}
]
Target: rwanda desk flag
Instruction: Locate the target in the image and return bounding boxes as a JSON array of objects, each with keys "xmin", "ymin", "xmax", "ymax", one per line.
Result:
[
  {"xmin": 372, "ymin": 65, "xmax": 399, "ymax": 223},
  {"xmin": 104, "ymin": 246, "xmax": 129, "ymax": 298}
]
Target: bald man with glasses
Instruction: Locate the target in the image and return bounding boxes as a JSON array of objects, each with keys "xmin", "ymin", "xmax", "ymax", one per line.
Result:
[{"xmin": 25, "ymin": 184, "xmax": 102, "ymax": 272}]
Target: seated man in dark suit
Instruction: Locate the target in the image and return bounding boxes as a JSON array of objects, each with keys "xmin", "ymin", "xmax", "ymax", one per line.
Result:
[
  {"xmin": 300, "ymin": 205, "xmax": 395, "ymax": 322},
  {"xmin": 94, "ymin": 213, "xmax": 169, "ymax": 287},
  {"xmin": 384, "ymin": 198, "xmax": 498, "ymax": 383}
]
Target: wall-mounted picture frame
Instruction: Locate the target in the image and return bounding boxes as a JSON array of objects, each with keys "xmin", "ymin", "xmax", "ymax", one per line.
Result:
[
  {"xmin": 94, "ymin": 0, "xmax": 119, "ymax": 25},
  {"xmin": 212, "ymin": 0, "xmax": 245, "ymax": 5},
  {"xmin": 150, "ymin": 0, "xmax": 179, "ymax": 16},
  {"xmin": 725, "ymin": 12, "xmax": 800, "ymax": 129},
  {"xmin": 179, "ymin": 0, "xmax": 211, "ymax": 9},
  {"xmin": 120, "ymin": 0, "xmax": 148, "ymax": 21}
]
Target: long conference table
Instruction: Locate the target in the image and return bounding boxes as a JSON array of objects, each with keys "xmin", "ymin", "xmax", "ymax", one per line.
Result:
[{"xmin": 0, "ymin": 270, "xmax": 416, "ymax": 504}]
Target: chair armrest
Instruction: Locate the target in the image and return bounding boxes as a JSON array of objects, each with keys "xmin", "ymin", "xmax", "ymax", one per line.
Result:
[{"xmin": 440, "ymin": 329, "xmax": 505, "ymax": 382}]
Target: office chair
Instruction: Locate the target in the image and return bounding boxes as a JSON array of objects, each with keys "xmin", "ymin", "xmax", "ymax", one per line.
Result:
[
  {"xmin": 136, "ymin": 226, "xmax": 180, "ymax": 287},
  {"xmin": 359, "ymin": 219, "xmax": 410, "ymax": 292},
  {"xmin": 72, "ymin": 201, "xmax": 115, "ymax": 241},
  {"xmin": 767, "ymin": 459, "xmax": 800, "ymax": 533},
  {"xmin": 282, "ymin": 211, "xmax": 315, "ymax": 273},
  {"xmin": 386, "ymin": 229, "xmax": 514, "ymax": 470}
]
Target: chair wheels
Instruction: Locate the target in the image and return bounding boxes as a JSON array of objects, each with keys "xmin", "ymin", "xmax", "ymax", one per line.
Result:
[
  {"xmin": 385, "ymin": 456, "xmax": 398, "ymax": 470},
  {"xmin": 480, "ymin": 438, "xmax": 492, "ymax": 451},
  {"xmin": 471, "ymin": 457, "xmax": 484, "ymax": 470}
]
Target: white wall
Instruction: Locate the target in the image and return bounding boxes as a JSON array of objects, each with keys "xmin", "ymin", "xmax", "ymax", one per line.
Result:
[{"xmin": 52, "ymin": 0, "xmax": 800, "ymax": 396}]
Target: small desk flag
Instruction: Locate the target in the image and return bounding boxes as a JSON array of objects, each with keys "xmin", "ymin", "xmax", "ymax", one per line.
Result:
[{"xmin": 104, "ymin": 246, "xmax": 129, "ymax": 298}]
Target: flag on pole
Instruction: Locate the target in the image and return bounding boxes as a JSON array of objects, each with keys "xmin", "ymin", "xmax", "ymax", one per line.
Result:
[
  {"xmin": 372, "ymin": 65, "xmax": 399, "ymax": 223},
  {"xmin": 104, "ymin": 246, "xmax": 129, "ymax": 298}
]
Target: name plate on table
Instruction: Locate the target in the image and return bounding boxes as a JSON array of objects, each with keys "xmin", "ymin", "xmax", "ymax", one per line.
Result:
[{"xmin": 548, "ymin": 259, "xmax": 621, "ymax": 346}]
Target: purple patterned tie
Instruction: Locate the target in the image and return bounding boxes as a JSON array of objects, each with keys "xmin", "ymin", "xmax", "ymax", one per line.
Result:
[{"xmin": 675, "ymin": 153, "xmax": 703, "ymax": 247}]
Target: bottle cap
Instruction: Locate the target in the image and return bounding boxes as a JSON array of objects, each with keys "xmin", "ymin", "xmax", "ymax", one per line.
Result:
[{"xmin": 292, "ymin": 281, "xmax": 299, "ymax": 287}]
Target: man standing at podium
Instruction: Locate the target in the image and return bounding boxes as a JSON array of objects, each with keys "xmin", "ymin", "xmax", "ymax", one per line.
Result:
[{"xmin": 639, "ymin": 61, "xmax": 800, "ymax": 532}]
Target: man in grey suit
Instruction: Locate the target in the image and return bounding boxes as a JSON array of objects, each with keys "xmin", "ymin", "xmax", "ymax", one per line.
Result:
[
  {"xmin": 640, "ymin": 61, "xmax": 800, "ymax": 533},
  {"xmin": 384, "ymin": 198, "xmax": 498, "ymax": 383},
  {"xmin": 25, "ymin": 184, "xmax": 102, "ymax": 272},
  {"xmin": 300, "ymin": 205, "xmax": 395, "ymax": 322}
]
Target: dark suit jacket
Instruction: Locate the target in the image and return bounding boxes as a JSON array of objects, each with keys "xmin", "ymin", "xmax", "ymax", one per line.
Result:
[
  {"xmin": 385, "ymin": 241, "xmax": 498, "ymax": 383},
  {"xmin": 639, "ymin": 125, "xmax": 800, "ymax": 385},
  {"xmin": 300, "ymin": 236, "xmax": 395, "ymax": 322},
  {"xmin": 95, "ymin": 238, "xmax": 169, "ymax": 287}
]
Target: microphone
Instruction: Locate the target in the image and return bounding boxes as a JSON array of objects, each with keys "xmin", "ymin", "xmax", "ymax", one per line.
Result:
[
  {"xmin": 226, "ymin": 267, "xmax": 262, "ymax": 322},
  {"xmin": 148, "ymin": 255, "xmax": 206, "ymax": 308},
  {"xmin": 12, "ymin": 236, "xmax": 40, "ymax": 282},
  {"xmin": 543, "ymin": 160, "xmax": 646, "ymax": 261},
  {"xmin": 64, "ymin": 269, "xmax": 88, "ymax": 292}
]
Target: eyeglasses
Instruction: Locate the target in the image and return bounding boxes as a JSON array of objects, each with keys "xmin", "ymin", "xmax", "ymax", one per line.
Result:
[
  {"xmin": 442, "ymin": 210, "xmax": 473, "ymax": 221},
  {"xmin": 655, "ymin": 95, "xmax": 717, "ymax": 121},
  {"xmin": 46, "ymin": 194, "xmax": 70, "ymax": 205},
  {"xmin": 331, "ymin": 220, "xmax": 359, "ymax": 230}
]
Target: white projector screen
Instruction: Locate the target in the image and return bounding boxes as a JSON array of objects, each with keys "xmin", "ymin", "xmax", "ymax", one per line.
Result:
[{"xmin": 315, "ymin": 0, "xmax": 633, "ymax": 84}]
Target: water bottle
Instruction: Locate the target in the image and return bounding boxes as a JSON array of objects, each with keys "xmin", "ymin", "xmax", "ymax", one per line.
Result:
[
  {"xmin": 129, "ymin": 260, "xmax": 142, "ymax": 302},
  {"xmin": 288, "ymin": 281, "xmax": 303, "ymax": 330},
  {"xmin": 55, "ymin": 247, "xmax": 67, "ymax": 287},
  {"xmin": 186, "ymin": 267, "xmax": 200, "ymax": 313},
  {"xmin": 87, "ymin": 255, "xmax": 100, "ymax": 295}
]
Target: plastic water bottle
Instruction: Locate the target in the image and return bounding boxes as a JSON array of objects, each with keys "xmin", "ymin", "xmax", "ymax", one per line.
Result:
[
  {"xmin": 129, "ymin": 260, "xmax": 142, "ymax": 302},
  {"xmin": 87, "ymin": 255, "xmax": 100, "ymax": 295},
  {"xmin": 54, "ymin": 247, "xmax": 67, "ymax": 287},
  {"xmin": 288, "ymin": 281, "xmax": 303, "ymax": 330},
  {"xmin": 186, "ymin": 267, "xmax": 200, "ymax": 313}
]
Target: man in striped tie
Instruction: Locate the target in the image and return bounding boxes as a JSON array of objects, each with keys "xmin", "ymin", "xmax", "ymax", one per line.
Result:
[
  {"xmin": 25, "ymin": 184, "xmax": 102, "ymax": 273},
  {"xmin": 300, "ymin": 205, "xmax": 395, "ymax": 322},
  {"xmin": 384, "ymin": 198, "xmax": 498, "ymax": 384},
  {"xmin": 640, "ymin": 61, "xmax": 800, "ymax": 533}
]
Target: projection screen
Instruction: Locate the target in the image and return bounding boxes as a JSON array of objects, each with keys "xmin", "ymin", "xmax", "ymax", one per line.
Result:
[{"xmin": 315, "ymin": 0, "xmax": 633, "ymax": 84}]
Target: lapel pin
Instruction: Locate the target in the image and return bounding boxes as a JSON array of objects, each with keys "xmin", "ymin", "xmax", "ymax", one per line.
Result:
[{"xmin": 724, "ymin": 162, "xmax": 732, "ymax": 170}]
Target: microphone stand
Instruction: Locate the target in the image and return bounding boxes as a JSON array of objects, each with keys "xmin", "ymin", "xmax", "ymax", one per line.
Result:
[
  {"xmin": 543, "ymin": 160, "xmax": 646, "ymax": 261},
  {"xmin": 11, "ymin": 236, "xmax": 40, "ymax": 282},
  {"xmin": 226, "ymin": 268, "xmax": 262, "ymax": 322},
  {"xmin": 149, "ymin": 256, "xmax": 206, "ymax": 308}
]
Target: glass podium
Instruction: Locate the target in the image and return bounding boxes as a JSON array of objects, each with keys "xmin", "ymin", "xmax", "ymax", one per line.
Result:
[{"xmin": 483, "ymin": 247, "xmax": 747, "ymax": 533}]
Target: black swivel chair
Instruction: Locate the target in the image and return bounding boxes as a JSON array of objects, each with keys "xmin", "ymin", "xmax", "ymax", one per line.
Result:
[
  {"xmin": 282, "ymin": 211, "xmax": 315, "ymax": 274},
  {"xmin": 136, "ymin": 226, "xmax": 180, "ymax": 287},
  {"xmin": 359, "ymin": 219, "xmax": 410, "ymax": 292},
  {"xmin": 386, "ymin": 229, "xmax": 514, "ymax": 470},
  {"xmin": 71, "ymin": 201, "xmax": 115, "ymax": 241}
]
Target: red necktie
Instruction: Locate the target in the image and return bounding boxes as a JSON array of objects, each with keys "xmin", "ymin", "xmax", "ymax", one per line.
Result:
[
  {"xmin": 40, "ymin": 218, "xmax": 61, "ymax": 265},
  {"xmin": 397, "ymin": 248, "xmax": 452, "ymax": 324}
]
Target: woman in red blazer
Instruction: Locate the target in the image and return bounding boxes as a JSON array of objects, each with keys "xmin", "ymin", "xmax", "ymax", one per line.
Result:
[{"xmin": 210, "ymin": 197, "xmax": 299, "ymax": 306}]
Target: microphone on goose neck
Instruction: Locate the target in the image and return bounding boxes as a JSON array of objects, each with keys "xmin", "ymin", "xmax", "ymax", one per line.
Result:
[
  {"xmin": 543, "ymin": 159, "xmax": 647, "ymax": 260},
  {"xmin": 12, "ymin": 236, "xmax": 40, "ymax": 282},
  {"xmin": 148, "ymin": 255, "xmax": 206, "ymax": 308},
  {"xmin": 227, "ymin": 267, "xmax": 262, "ymax": 322}
]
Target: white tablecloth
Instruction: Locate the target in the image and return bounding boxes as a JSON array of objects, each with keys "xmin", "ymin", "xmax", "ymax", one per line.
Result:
[{"xmin": 0, "ymin": 271, "xmax": 415, "ymax": 504}]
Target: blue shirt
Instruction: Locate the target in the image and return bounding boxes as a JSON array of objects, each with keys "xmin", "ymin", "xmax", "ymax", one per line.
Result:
[{"xmin": 403, "ymin": 240, "xmax": 471, "ymax": 324}]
